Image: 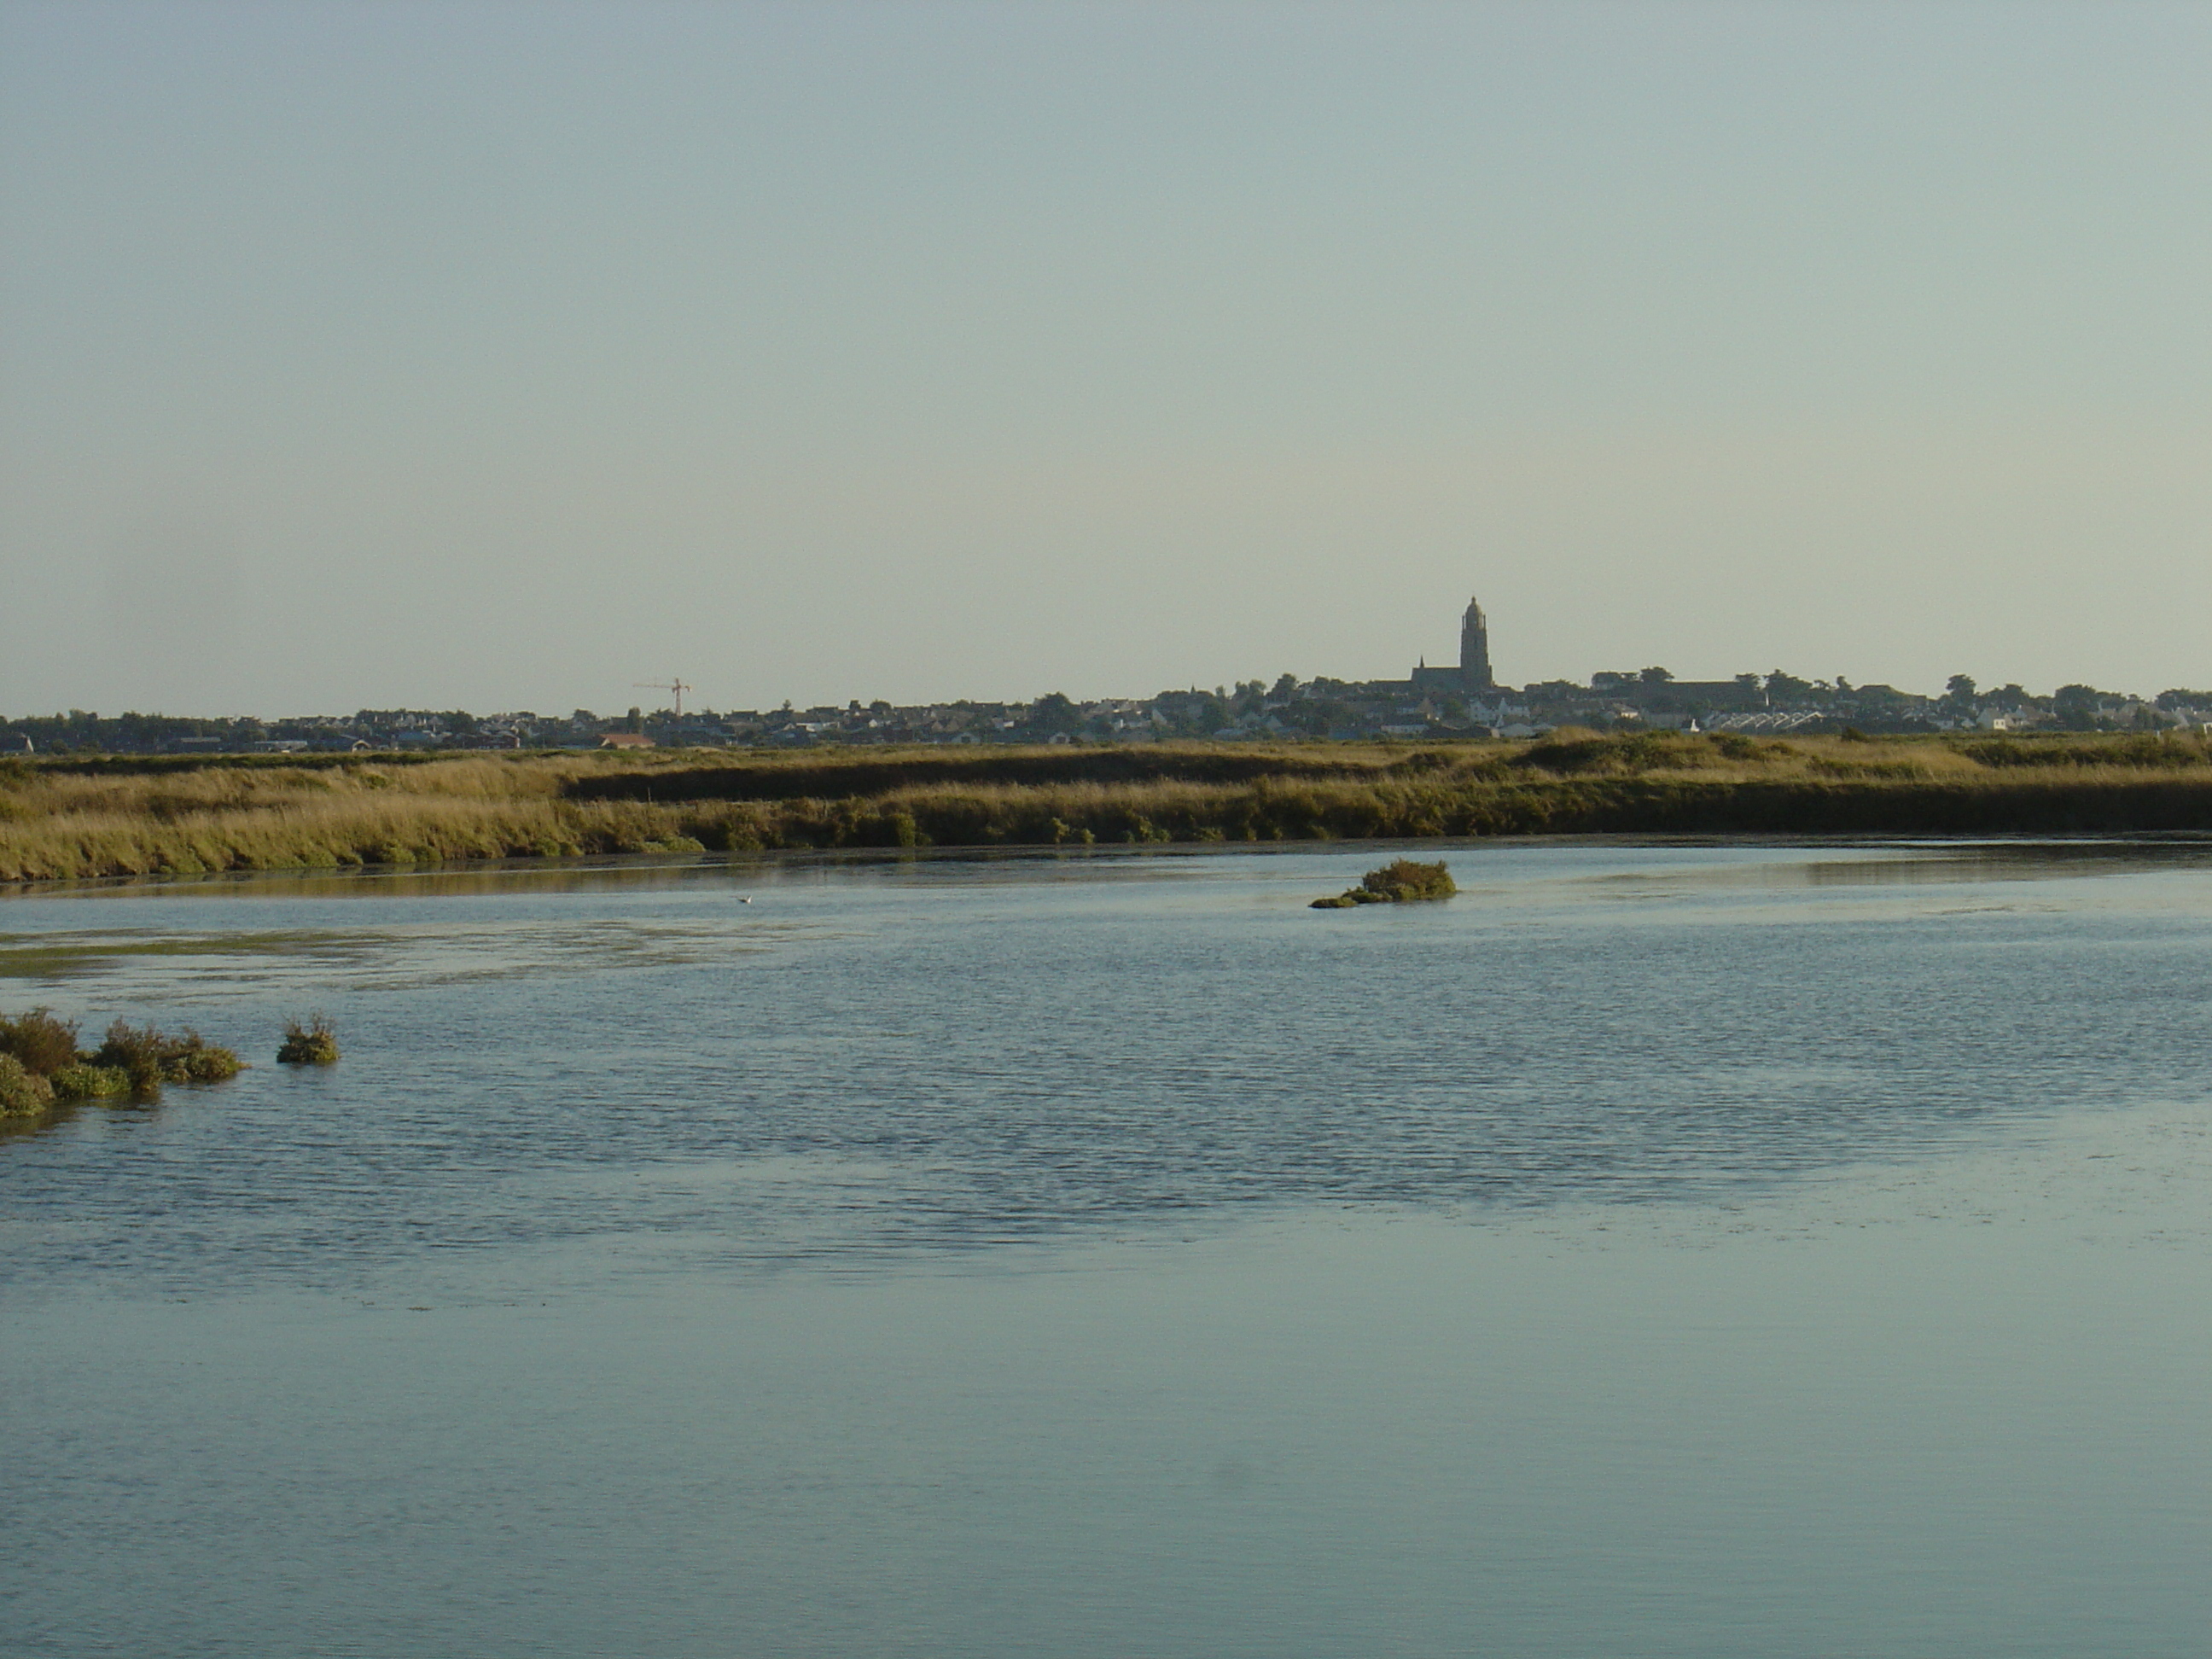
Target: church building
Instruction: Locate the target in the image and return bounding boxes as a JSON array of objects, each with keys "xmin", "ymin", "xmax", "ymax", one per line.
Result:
[{"xmin": 1409, "ymin": 596, "xmax": 1497, "ymax": 695}]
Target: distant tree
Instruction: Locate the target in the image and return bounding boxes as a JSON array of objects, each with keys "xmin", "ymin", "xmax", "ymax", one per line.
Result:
[
  {"xmin": 1734, "ymin": 673, "xmax": 1761, "ymax": 691},
  {"xmin": 443, "ymin": 709, "xmax": 480, "ymax": 736},
  {"xmin": 1944, "ymin": 674, "xmax": 1977, "ymax": 707},
  {"xmin": 1032, "ymin": 692, "xmax": 1081, "ymax": 734},
  {"xmin": 2052, "ymin": 684, "xmax": 2105, "ymax": 727},
  {"xmin": 1765, "ymin": 671, "xmax": 1813, "ymax": 703},
  {"xmin": 1270, "ymin": 673, "xmax": 1299, "ymax": 701},
  {"xmin": 1639, "ymin": 666, "xmax": 1673, "ymax": 684},
  {"xmin": 626, "ymin": 706, "xmax": 643, "ymax": 733}
]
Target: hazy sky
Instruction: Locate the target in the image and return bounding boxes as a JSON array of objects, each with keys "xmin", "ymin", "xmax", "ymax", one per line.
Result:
[{"xmin": 3, "ymin": 1, "xmax": 2206, "ymax": 716}]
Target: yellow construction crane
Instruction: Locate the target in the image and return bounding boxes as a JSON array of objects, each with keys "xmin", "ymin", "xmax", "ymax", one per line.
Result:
[{"xmin": 634, "ymin": 678, "xmax": 693, "ymax": 722}]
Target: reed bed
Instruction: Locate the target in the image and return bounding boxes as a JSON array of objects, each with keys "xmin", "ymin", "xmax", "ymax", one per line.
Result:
[{"xmin": 3, "ymin": 735, "xmax": 2209, "ymax": 882}]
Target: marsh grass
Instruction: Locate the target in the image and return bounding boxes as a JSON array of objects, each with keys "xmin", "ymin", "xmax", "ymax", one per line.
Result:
[{"xmin": 3, "ymin": 736, "xmax": 2209, "ymax": 882}]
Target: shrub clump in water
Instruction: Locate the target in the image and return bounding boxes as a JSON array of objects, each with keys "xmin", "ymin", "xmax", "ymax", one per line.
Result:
[
  {"xmin": 0, "ymin": 1007, "xmax": 81, "ymax": 1077},
  {"xmin": 1312, "ymin": 858, "xmax": 1458, "ymax": 909},
  {"xmin": 277, "ymin": 1015, "xmax": 341, "ymax": 1066},
  {"xmin": 92, "ymin": 1020, "xmax": 246, "ymax": 1093},
  {"xmin": 1, "ymin": 1006, "xmax": 245, "ymax": 1104},
  {"xmin": 0, "ymin": 1053, "xmax": 55, "ymax": 1117},
  {"xmin": 49, "ymin": 1062, "xmax": 131, "ymax": 1100}
]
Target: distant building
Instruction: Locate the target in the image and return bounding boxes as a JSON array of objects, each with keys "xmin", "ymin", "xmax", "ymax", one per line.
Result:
[{"xmin": 1408, "ymin": 595, "xmax": 1498, "ymax": 696}]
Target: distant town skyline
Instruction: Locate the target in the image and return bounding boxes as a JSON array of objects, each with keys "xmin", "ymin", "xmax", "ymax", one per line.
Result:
[
  {"xmin": 6, "ymin": 578, "xmax": 2203, "ymax": 732},
  {"xmin": 4, "ymin": 3, "xmax": 2206, "ymax": 716},
  {"xmin": 8, "ymin": 586, "xmax": 2204, "ymax": 755}
]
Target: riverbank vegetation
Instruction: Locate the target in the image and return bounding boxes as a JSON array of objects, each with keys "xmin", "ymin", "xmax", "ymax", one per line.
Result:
[
  {"xmin": 1313, "ymin": 859, "xmax": 1458, "ymax": 908},
  {"xmin": 3, "ymin": 731, "xmax": 2210, "ymax": 882}
]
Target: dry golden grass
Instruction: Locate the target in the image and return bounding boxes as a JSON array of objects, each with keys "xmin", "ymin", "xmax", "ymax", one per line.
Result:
[{"xmin": 1, "ymin": 733, "xmax": 2207, "ymax": 882}]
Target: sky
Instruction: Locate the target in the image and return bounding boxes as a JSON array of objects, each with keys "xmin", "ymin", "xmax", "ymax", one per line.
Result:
[{"xmin": 2, "ymin": 1, "xmax": 2207, "ymax": 717}]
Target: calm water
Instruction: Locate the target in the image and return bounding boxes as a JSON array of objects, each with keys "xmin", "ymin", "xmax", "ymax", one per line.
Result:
[{"xmin": 3, "ymin": 841, "xmax": 2210, "ymax": 1656}]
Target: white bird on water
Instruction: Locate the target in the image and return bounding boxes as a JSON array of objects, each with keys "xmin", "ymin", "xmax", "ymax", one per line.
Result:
[{"xmin": 736, "ymin": 895, "xmax": 754, "ymax": 904}]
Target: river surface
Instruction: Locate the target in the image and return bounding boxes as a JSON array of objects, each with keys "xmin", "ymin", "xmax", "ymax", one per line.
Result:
[{"xmin": 3, "ymin": 841, "xmax": 2209, "ymax": 1657}]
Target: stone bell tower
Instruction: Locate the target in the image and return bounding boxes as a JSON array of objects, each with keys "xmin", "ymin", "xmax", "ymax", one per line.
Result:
[{"xmin": 1459, "ymin": 597, "xmax": 1495, "ymax": 690}]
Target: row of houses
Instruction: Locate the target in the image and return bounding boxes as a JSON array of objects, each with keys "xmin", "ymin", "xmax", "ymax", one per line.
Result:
[{"xmin": 7, "ymin": 677, "xmax": 2208, "ymax": 755}]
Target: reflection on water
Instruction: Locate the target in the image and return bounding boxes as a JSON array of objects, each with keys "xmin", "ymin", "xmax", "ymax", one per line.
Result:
[{"xmin": 3, "ymin": 841, "xmax": 2210, "ymax": 1657}]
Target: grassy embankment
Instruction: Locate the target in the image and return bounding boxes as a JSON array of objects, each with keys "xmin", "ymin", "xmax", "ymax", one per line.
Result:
[{"xmin": 2, "ymin": 731, "xmax": 2210, "ymax": 883}]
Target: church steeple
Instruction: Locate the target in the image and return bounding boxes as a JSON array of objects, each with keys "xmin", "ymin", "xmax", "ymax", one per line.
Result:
[{"xmin": 1459, "ymin": 597, "xmax": 1494, "ymax": 690}]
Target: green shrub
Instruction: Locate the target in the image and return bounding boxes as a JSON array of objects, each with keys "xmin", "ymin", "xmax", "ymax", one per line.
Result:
[
  {"xmin": 0, "ymin": 1052, "xmax": 55, "ymax": 1116},
  {"xmin": 1313, "ymin": 858, "xmax": 1457, "ymax": 908},
  {"xmin": 1360, "ymin": 858, "xmax": 1457, "ymax": 900},
  {"xmin": 0, "ymin": 1006, "xmax": 80, "ymax": 1076},
  {"xmin": 92, "ymin": 1020, "xmax": 245, "ymax": 1092},
  {"xmin": 91, "ymin": 1021, "xmax": 168, "ymax": 1091},
  {"xmin": 277, "ymin": 1014, "xmax": 340, "ymax": 1066},
  {"xmin": 49, "ymin": 1062, "xmax": 131, "ymax": 1100},
  {"xmin": 168, "ymin": 1034, "xmax": 245, "ymax": 1082}
]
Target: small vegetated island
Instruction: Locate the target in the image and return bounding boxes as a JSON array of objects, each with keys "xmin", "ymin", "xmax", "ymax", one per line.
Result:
[
  {"xmin": 0, "ymin": 1009, "xmax": 338, "ymax": 1119},
  {"xmin": 1312, "ymin": 859, "xmax": 1457, "ymax": 908},
  {"xmin": 277, "ymin": 1014, "xmax": 341, "ymax": 1065},
  {"xmin": 3, "ymin": 730, "xmax": 2212, "ymax": 882},
  {"xmin": 0, "ymin": 1008, "xmax": 242, "ymax": 1116}
]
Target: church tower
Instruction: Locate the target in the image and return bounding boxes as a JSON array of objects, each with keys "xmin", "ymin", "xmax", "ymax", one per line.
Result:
[{"xmin": 1459, "ymin": 597, "xmax": 1495, "ymax": 690}]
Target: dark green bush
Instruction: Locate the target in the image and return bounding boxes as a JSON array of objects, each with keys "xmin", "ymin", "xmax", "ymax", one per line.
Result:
[
  {"xmin": 0, "ymin": 1006, "xmax": 80, "ymax": 1076},
  {"xmin": 91, "ymin": 1021, "xmax": 171, "ymax": 1092}
]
